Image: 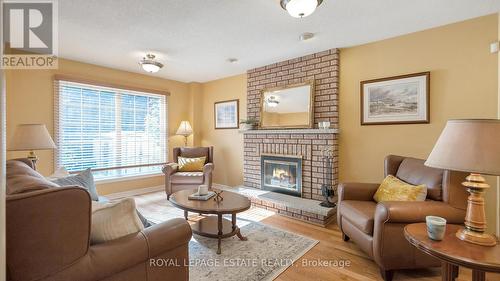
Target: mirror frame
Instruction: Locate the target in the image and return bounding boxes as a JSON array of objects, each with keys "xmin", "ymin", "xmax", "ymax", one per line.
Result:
[{"xmin": 259, "ymin": 80, "xmax": 315, "ymax": 129}]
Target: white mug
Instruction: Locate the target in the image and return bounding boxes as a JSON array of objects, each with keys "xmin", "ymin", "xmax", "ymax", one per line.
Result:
[
  {"xmin": 198, "ymin": 185, "xmax": 208, "ymax": 196},
  {"xmin": 426, "ymin": 216, "xmax": 447, "ymax": 241}
]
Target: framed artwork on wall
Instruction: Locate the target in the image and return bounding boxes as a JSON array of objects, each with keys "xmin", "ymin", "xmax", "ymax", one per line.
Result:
[
  {"xmin": 361, "ymin": 72, "xmax": 430, "ymax": 125},
  {"xmin": 214, "ymin": 99, "xmax": 239, "ymax": 129}
]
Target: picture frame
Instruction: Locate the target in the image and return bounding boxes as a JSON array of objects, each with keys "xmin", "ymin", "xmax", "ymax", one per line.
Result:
[
  {"xmin": 360, "ymin": 72, "xmax": 430, "ymax": 125},
  {"xmin": 214, "ymin": 99, "xmax": 239, "ymax": 129}
]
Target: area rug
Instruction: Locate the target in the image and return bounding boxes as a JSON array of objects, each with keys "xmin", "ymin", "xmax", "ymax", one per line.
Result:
[{"xmin": 189, "ymin": 221, "xmax": 318, "ymax": 281}]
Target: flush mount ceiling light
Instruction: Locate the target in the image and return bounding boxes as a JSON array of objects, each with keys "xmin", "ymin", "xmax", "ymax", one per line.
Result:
[
  {"xmin": 266, "ymin": 96, "xmax": 280, "ymax": 107},
  {"xmin": 280, "ymin": 0, "xmax": 323, "ymax": 18},
  {"xmin": 299, "ymin": 32, "xmax": 315, "ymax": 41},
  {"xmin": 140, "ymin": 54, "xmax": 164, "ymax": 73}
]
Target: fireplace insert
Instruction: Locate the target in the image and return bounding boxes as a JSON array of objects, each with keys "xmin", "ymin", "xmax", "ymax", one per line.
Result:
[{"xmin": 261, "ymin": 154, "xmax": 302, "ymax": 197}]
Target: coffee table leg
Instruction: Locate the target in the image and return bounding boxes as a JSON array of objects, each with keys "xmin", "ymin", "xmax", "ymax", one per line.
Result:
[
  {"xmin": 471, "ymin": 270, "xmax": 485, "ymax": 281},
  {"xmin": 441, "ymin": 262, "xmax": 457, "ymax": 281},
  {"xmin": 452, "ymin": 265, "xmax": 458, "ymax": 279},
  {"xmin": 217, "ymin": 214, "xmax": 222, "ymax": 254},
  {"xmin": 184, "ymin": 210, "xmax": 188, "ymax": 220},
  {"xmin": 232, "ymin": 213, "xmax": 247, "ymax": 241}
]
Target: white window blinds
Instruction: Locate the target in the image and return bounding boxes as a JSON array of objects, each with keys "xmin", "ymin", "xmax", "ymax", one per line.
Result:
[{"xmin": 54, "ymin": 79, "xmax": 168, "ymax": 180}]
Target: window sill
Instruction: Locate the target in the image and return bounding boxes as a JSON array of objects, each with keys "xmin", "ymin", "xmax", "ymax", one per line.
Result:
[{"xmin": 95, "ymin": 173, "xmax": 164, "ymax": 185}]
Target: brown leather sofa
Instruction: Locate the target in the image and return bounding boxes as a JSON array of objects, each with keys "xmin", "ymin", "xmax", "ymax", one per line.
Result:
[
  {"xmin": 6, "ymin": 158, "xmax": 192, "ymax": 281},
  {"xmin": 337, "ymin": 155, "xmax": 468, "ymax": 281},
  {"xmin": 163, "ymin": 146, "xmax": 214, "ymax": 199}
]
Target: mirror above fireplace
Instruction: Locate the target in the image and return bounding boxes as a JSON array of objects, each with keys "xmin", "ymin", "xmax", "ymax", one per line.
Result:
[{"xmin": 260, "ymin": 80, "xmax": 314, "ymax": 129}]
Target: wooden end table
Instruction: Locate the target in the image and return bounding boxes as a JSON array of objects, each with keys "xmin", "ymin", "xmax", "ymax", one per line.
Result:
[
  {"xmin": 404, "ymin": 223, "xmax": 500, "ymax": 281},
  {"xmin": 169, "ymin": 189, "xmax": 251, "ymax": 254}
]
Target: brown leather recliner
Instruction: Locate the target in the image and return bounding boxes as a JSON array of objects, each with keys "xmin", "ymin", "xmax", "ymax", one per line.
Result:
[
  {"xmin": 6, "ymin": 159, "xmax": 192, "ymax": 281},
  {"xmin": 337, "ymin": 155, "xmax": 468, "ymax": 281},
  {"xmin": 163, "ymin": 146, "xmax": 214, "ymax": 199}
]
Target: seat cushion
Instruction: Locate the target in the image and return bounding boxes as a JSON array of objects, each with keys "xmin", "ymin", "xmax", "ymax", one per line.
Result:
[
  {"xmin": 170, "ymin": 172, "xmax": 205, "ymax": 184},
  {"xmin": 396, "ymin": 157, "xmax": 443, "ymax": 201},
  {"xmin": 340, "ymin": 200, "xmax": 377, "ymax": 235}
]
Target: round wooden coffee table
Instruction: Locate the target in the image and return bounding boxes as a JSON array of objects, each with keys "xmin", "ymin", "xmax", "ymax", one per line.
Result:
[
  {"xmin": 404, "ymin": 223, "xmax": 500, "ymax": 281},
  {"xmin": 169, "ymin": 189, "xmax": 251, "ymax": 254}
]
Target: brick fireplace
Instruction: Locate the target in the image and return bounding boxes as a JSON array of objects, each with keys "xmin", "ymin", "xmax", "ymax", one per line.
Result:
[{"xmin": 243, "ymin": 48, "xmax": 339, "ymax": 202}]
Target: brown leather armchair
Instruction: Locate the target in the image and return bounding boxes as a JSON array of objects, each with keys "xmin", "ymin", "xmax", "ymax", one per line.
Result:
[
  {"xmin": 6, "ymin": 159, "xmax": 192, "ymax": 281},
  {"xmin": 163, "ymin": 146, "xmax": 214, "ymax": 199},
  {"xmin": 337, "ymin": 155, "xmax": 468, "ymax": 281}
]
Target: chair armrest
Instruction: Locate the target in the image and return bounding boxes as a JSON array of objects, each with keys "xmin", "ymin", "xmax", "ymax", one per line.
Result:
[
  {"xmin": 162, "ymin": 163, "xmax": 178, "ymax": 176},
  {"xmin": 338, "ymin": 182, "xmax": 380, "ymax": 202},
  {"xmin": 374, "ymin": 201, "xmax": 466, "ymax": 224},
  {"xmin": 52, "ymin": 218, "xmax": 192, "ymax": 280},
  {"xmin": 203, "ymin": 162, "xmax": 214, "ymax": 174},
  {"xmin": 143, "ymin": 218, "xmax": 192, "ymax": 258}
]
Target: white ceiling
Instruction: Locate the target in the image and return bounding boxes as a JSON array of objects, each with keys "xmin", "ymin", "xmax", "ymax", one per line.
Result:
[{"xmin": 59, "ymin": 0, "xmax": 500, "ymax": 83}]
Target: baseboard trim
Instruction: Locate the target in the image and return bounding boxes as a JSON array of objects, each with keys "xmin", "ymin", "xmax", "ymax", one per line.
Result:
[{"xmin": 106, "ymin": 185, "xmax": 164, "ymax": 200}]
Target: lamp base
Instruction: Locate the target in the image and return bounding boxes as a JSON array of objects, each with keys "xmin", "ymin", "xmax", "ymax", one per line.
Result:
[
  {"xmin": 458, "ymin": 173, "xmax": 497, "ymax": 247},
  {"xmin": 456, "ymin": 227, "xmax": 497, "ymax": 247},
  {"xmin": 27, "ymin": 150, "xmax": 38, "ymax": 170}
]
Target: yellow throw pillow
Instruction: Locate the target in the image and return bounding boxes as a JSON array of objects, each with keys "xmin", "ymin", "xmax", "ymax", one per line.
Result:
[
  {"xmin": 178, "ymin": 156, "xmax": 206, "ymax": 172},
  {"xmin": 373, "ymin": 175, "xmax": 427, "ymax": 203}
]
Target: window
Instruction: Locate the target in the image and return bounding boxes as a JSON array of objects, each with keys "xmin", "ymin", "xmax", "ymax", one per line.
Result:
[{"xmin": 54, "ymin": 79, "xmax": 168, "ymax": 180}]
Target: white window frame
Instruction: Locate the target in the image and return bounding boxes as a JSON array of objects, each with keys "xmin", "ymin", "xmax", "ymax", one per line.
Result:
[{"xmin": 53, "ymin": 77, "xmax": 168, "ymax": 181}]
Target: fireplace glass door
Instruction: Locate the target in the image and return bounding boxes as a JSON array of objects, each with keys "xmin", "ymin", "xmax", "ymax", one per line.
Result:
[{"xmin": 261, "ymin": 155, "xmax": 302, "ymax": 197}]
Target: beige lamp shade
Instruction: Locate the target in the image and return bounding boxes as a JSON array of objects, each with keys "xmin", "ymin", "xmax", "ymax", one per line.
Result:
[
  {"xmin": 8, "ymin": 124, "xmax": 56, "ymax": 151},
  {"xmin": 176, "ymin": 121, "xmax": 193, "ymax": 137},
  {"xmin": 425, "ymin": 119, "xmax": 500, "ymax": 176}
]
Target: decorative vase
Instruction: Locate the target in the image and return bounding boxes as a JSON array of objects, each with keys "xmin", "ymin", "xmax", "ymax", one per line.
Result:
[{"xmin": 241, "ymin": 123, "xmax": 255, "ymax": 130}]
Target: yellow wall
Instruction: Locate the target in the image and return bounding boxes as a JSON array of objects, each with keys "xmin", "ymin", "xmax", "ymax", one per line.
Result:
[
  {"xmin": 497, "ymin": 13, "xmax": 500, "ymax": 237},
  {"xmin": 339, "ymin": 14, "xmax": 499, "ymax": 233},
  {"xmin": 196, "ymin": 74, "xmax": 247, "ymax": 186},
  {"xmin": 6, "ymin": 59, "xmax": 192, "ymax": 195}
]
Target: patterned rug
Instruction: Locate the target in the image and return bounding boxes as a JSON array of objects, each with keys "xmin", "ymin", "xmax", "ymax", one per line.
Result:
[
  {"xmin": 134, "ymin": 192, "xmax": 318, "ymax": 281},
  {"xmin": 189, "ymin": 220, "xmax": 318, "ymax": 281}
]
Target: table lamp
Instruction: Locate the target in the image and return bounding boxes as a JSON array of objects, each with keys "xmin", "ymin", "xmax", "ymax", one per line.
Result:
[
  {"xmin": 425, "ymin": 119, "xmax": 500, "ymax": 246},
  {"xmin": 176, "ymin": 121, "xmax": 193, "ymax": 147},
  {"xmin": 8, "ymin": 124, "xmax": 56, "ymax": 170}
]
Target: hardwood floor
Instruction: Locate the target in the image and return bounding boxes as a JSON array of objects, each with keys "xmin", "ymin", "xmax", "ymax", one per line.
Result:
[{"xmin": 132, "ymin": 191, "xmax": 500, "ymax": 281}]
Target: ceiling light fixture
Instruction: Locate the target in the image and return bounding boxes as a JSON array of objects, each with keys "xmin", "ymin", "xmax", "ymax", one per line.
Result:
[
  {"xmin": 266, "ymin": 96, "xmax": 280, "ymax": 107},
  {"xmin": 280, "ymin": 0, "xmax": 323, "ymax": 18},
  {"xmin": 299, "ymin": 32, "xmax": 315, "ymax": 41},
  {"xmin": 140, "ymin": 54, "xmax": 164, "ymax": 73}
]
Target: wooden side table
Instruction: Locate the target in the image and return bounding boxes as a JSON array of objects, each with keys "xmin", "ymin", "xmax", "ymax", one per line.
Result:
[{"xmin": 404, "ymin": 223, "xmax": 500, "ymax": 281}]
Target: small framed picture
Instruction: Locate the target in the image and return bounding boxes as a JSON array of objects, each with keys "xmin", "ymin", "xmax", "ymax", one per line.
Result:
[
  {"xmin": 214, "ymin": 99, "xmax": 239, "ymax": 129},
  {"xmin": 361, "ymin": 72, "xmax": 430, "ymax": 125}
]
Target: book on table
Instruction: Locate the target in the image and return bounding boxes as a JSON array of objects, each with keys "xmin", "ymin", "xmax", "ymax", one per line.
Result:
[{"xmin": 188, "ymin": 191, "xmax": 216, "ymax": 201}]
